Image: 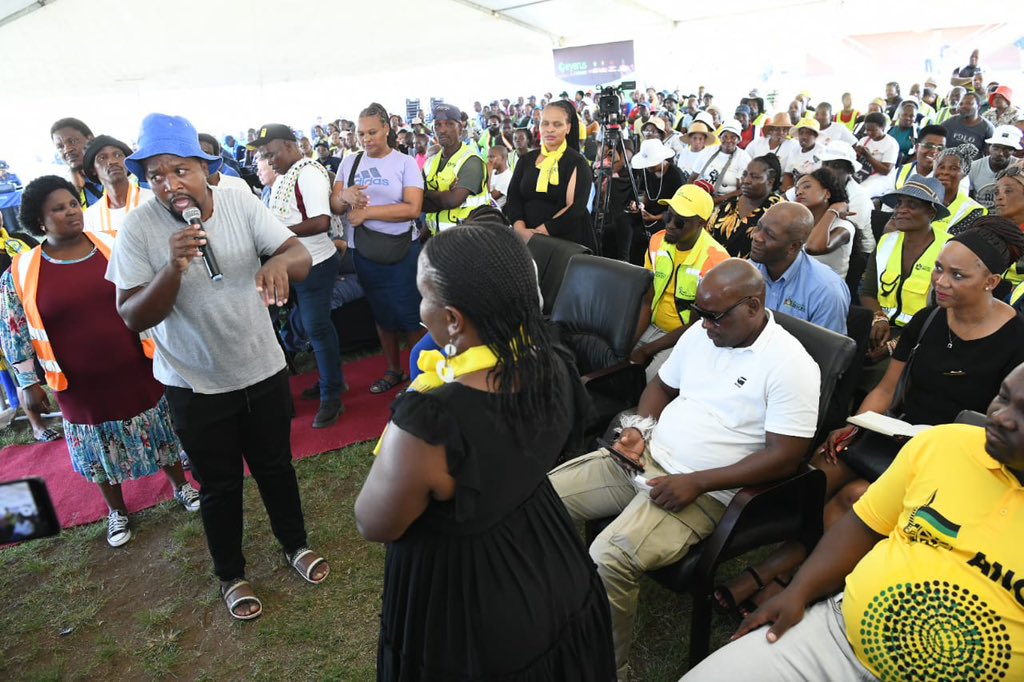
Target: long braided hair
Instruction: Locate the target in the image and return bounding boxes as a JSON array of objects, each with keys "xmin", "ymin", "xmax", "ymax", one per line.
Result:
[{"xmin": 420, "ymin": 221, "xmax": 566, "ymax": 430}]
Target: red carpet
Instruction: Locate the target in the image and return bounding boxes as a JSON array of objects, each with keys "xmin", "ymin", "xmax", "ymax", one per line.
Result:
[{"xmin": 0, "ymin": 352, "xmax": 407, "ymax": 530}]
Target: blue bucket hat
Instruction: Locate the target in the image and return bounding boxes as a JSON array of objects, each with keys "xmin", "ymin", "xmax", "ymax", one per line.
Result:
[
  {"xmin": 125, "ymin": 113, "xmax": 222, "ymax": 179},
  {"xmin": 880, "ymin": 174, "xmax": 950, "ymax": 220}
]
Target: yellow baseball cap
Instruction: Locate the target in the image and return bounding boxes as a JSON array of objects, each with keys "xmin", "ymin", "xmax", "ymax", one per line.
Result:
[
  {"xmin": 790, "ymin": 118, "xmax": 820, "ymax": 136},
  {"xmin": 658, "ymin": 184, "xmax": 714, "ymax": 221}
]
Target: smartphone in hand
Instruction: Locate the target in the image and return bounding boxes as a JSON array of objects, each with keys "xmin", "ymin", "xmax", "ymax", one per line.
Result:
[
  {"xmin": 0, "ymin": 478, "xmax": 60, "ymax": 544},
  {"xmin": 596, "ymin": 437, "xmax": 645, "ymax": 474}
]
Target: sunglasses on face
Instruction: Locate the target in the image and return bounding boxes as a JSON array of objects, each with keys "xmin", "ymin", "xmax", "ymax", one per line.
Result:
[{"xmin": 689, "ymin": 296, "xmax": 753, "ymax": 325}]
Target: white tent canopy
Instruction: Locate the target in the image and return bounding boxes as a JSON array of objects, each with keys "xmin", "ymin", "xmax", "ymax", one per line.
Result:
[{"xmin": 0, "ymin": 0, "xmax": 1019, "ymax": 171}]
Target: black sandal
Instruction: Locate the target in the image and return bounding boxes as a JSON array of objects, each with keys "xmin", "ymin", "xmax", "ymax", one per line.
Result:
[
  {"xmin": 713, "ymin": 566, "xmax": 766, "ymax": 617},
  {"xmin": 370, "ymin": 370, "xmax": 408, "ymax": 394}
]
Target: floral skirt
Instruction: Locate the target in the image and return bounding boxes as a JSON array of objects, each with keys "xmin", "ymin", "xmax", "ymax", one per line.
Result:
[{"xmin": 63, "ymin": 395, "xmax": 181, "ymax": 485}]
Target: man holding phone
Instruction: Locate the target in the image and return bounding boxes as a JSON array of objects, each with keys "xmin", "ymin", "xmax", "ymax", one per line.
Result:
[{"xmin": 550, "ymin": 259, "xmax": 820, "ymax": 681}]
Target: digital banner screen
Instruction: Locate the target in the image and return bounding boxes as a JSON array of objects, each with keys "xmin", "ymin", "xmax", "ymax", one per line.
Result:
[{"xmin": 553, "ymin": 40, "xmax": 635, "ymax": 86}]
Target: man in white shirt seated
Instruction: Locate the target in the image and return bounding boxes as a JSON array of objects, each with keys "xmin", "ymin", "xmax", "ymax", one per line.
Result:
[
  {"xmin": 486, "ymin": 145, "xmax": 512, "ymax": 209},
  {"xmin": 550, "ymin": 258, "xmax": 820, "ymax": 681},
  {"xmin": 82, "ymin": 135, "xmax": 153, "ymax": 232},
  {"xmin": 853, "ymin": 112, "xmax": 900, "ymax": 198}
]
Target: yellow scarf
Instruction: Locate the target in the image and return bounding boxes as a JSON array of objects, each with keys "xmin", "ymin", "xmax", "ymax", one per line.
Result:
[
  {"xmin": 372, "ymin": 345, "xmax": 499, "ymax": 455},
  {"xmin": 535, "ymin": 139, "xmax": 567, "ymax": 193}
]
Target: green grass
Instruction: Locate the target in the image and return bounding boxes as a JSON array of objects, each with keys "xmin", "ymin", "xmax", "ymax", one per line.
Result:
[{"xmin": 0, "ymin": 433, "xmax": 773, "ymax": 681}]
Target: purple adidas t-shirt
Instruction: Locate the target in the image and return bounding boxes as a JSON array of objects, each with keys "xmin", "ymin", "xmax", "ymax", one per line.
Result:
[{"xmin": 336, "ymin": 149, "xmax": 424, "ymax": 244}]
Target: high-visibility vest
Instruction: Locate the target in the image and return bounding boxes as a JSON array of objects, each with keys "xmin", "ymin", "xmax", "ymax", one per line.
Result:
[
  {"xmin": 894, "ymin": 162, "xmax": 919, "ymax": 190},
  {"xmin": 646, "ymin": 229, "xmax": 728, "ymax": 329},
  {"xmin": 11, "ymin": 231, "xmax": 155, "ymax": 391},
  {"xmin": 931, "ymin": 191, "xmax": 986, "ymax": 235},
  {"xmin": 96, "ymin": 182, "xmax": 144, "ymax": 231},
  {"xmin": 875, "ymin": 229, "xmax": 950, "ymax": 327},
  {"xmin": 424, "ymin": 144, "xmax": 489, "ymax": 234},
  {"xmin": 835, "ymin": 110, "xmax": 860, "ymax": 132},
  {"xmin": 1011, "ymin": 280, "xmax": 1024, "ymax": 309}
]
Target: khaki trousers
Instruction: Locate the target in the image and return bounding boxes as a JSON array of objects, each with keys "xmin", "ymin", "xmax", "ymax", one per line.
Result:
[{"xmin": 550, "ymin": 450, "xmax": 726, "ymax": 681}]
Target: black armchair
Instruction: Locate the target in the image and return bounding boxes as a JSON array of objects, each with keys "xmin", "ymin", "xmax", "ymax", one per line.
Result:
[
  {"xmin": 526, "ymin": 234, "xmax": 591, "ymax": 316},
  {"xmin": 550, "ymin": 254, "xmax": 653, "ymax": 446},
  {"xmin": 588, "ymin": 311, "xmax": 857, "ymax": 669}
]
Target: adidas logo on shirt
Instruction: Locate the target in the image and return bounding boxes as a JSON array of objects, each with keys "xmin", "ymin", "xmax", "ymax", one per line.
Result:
[{"xmin": 355, "ymin": 168, "xmax": 390, "ymax": 186}]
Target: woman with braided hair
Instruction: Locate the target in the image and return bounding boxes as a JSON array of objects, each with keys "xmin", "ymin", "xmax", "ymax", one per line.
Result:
[
  {"xmin": 715, "ymin": 215, "xmax": 1024, "ymax": 617},
  {"xmin": 933, "ymin": 143, "xmax": 987, "ymax": 235},
  {"xmin": 356, "ymin": 222, "xmax": 615, "ymax": 681},
  {"xmin": 706, "ymin": 153, "xmax": 785, "ymax": 258}
]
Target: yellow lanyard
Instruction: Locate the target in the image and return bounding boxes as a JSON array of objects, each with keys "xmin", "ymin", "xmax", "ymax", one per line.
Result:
[{"xmin": 99, "ymin": 184, "xmax": 140, "ymax": 231}]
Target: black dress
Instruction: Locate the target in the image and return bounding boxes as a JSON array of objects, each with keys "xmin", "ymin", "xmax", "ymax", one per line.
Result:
[
  {"xmin": 377, "ymin": 360, "xmax": 615, "ymax": 681},
  {"xmin": 506, "ymin": 148, "xmax": 596, "ymax": 252}
]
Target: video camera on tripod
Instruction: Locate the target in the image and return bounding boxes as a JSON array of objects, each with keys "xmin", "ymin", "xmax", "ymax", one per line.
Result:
[
  {"xmin": 590, "ymin": 81, "xmax": 642, "ymax": 257},
  {"xmin": 594, "ymin": 80, "xmax": 637, "ymax": 133}
]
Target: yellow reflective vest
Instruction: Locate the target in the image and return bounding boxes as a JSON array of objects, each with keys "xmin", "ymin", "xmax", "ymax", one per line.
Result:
[
  {"xmin": 424, "ymin": 144, "xmax": 488, "ymax": 234},
  {"xmin": 875, "ymin": 229, "xmax": 950, "ymax": 327},
  {"xmin": 645, "ymin": 229, "xmax": 728, "ymax": 330}
]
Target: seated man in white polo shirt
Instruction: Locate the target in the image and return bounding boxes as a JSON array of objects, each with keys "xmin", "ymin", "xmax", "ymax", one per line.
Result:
[{"xmin": 549, "ymin": 258, "xmax": 820, "ymax": 681}]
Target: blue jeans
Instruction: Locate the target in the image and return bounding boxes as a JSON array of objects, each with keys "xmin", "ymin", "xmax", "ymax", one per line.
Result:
[{"xmin": 293, "ymin": 254, "xmax": 344, "ymax": 401}]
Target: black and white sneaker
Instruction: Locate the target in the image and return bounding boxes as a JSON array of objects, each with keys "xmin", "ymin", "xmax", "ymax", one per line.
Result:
[
  {"xmin": 107, "ymin": 510, "xmax": 131, "ymax": 547},
  {"xmin": 174, "ymin": 483, "xmax": 201, "ymax": 512}
]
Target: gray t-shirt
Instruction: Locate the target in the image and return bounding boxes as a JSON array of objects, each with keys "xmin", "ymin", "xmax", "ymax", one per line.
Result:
[
  {"xmin": 106, "ymin": 186, "xmax": 296, "ymax": 394},
  {"xmin": 969, "ymin": 157, "xmax": 999, "ymax": 209},
  {"xmin": 942, "ymin": 116, "xmax": 994, "ymax": 161}
]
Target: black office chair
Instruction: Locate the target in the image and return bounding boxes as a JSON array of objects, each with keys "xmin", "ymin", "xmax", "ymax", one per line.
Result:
[
  {"xmin": 587, "ymin": 311, "xmax": 857, "ymax": 668},
  {"xmin": 526, "ymin": 234, "xmax": 591, "ymax": 316},
  {"xmin": 824, "ymin": 305, "xmax": 873, "ymax": 432},
  {"xmin": 550, "ymin": 254, "xmax": 653, "ymax": 447}
]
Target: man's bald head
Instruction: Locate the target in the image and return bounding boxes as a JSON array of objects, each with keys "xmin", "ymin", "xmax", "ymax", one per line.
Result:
[
  {"xmin": 700, "ymin": 258, "xmax": 766, "ymax": 305},
  {"xmin": 695, "ymin": 259, "xmax": 768, "ymax": 348},
  {"xmin": 767, "ymin": 202, "xmax": 814, "ymax": 243}
]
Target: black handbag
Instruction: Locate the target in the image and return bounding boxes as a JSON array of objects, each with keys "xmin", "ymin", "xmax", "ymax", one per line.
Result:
[
  {"xmin": 838, "ymin": 307, "xmax": 942, "ymax": 481},
  {"xmin": 347, "ymin": 152, "xmax": 412, "ymax": 265}
]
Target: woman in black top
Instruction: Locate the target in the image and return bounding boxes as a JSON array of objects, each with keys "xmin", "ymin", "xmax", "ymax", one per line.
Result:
[
  {"xmin": 506, "ymin": 101, "xmax": 596, "ymax": 251},
  {"xmin": 715, "ymin": 216, "xmax": 1024, "ymax": 616},
  {"xmin": 356, "ymin": 223, "xmax": 615, "ymax": 681}
]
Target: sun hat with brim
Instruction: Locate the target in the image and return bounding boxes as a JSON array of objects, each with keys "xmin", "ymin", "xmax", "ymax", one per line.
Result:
[
  {"xmin": 880, "ymin": 175, "xmax": 950, "ymax": 219},
  {"xmin": 641, "ymin": 117, "xmax": 666, "ymax": 134},
  {"xmin": 764, "ymin": 112, "xmax": 792, "ymax": 130},
  {"xmin": 125, "ymin": 113, "xmax": 222, "ymax": 179},
  {"xmin": 819, "ymin": 141, "xmax": 857, "ymax": 164},
  {"xmin": 83, "ymin": 135, "xmax": 133, "ymax": 182},
  {"xmin": 790, "ymin": 119, "xmax": 820, "ymax": 137},
  {"xmin": 658, "ymin": 184, "xmax": 714, "ymax": 221},
  {"xmin": 990, "ymin": 85, "xmax": 1014, "ymax": 108},
  {"xmin": 986, "ymin": 125, "xmax": 1024, "ymax": 150},
  {"xmin": 631, "ymin": 139, "xmax": 676, "ymax": 170},
  {"xmin": 682, "ymin": 122, "xmax": 718, "ymax": 146},
  {"xmin": 719, "ymin": 119, "xmax": 743, "ymax": 139}
]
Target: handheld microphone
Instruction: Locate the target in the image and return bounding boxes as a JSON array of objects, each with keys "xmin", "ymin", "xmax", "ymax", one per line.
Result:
[{"xmin": 181, "ymin": 207, "xmax": 223, "ymax": 281}]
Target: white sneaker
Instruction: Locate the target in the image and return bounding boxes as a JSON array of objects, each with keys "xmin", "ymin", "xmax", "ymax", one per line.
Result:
[
  {"xmin": 107, "ymin": 510, "xmax": 131, "ymax": 547},
  {"xmin": 174, "ymin": 482, "xmax": 201, "ymax": 512}
]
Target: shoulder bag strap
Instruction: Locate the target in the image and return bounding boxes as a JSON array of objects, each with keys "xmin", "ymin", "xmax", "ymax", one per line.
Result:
[
  {"xmin": 891, "ymin": 306, "xmax": 942, "ymax": 417},
  {"xmin": 347, "ymin": 152, "xmax": 364, "ymax": 187}
]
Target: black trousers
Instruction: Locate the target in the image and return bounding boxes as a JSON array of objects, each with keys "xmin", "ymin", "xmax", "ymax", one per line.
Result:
[{"xmin": 165, "ymin": 369, "xmax": 307, "ymax": 581}]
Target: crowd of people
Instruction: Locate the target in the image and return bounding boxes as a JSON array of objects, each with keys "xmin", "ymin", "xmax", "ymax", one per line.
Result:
[{"xmin": 3, "ymin": 44, "xmax": 1024, "ymax": 681}]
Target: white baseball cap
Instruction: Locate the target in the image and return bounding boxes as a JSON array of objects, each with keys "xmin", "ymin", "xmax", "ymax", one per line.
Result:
[{"xmin": 986, "ymin": 125, "xmax": 1024, "ymax": 151}]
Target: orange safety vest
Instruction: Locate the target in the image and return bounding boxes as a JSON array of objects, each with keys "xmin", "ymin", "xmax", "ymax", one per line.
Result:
[{"xmin": 11, "ymin": 230, "xmax": 155, "ymax": 391}]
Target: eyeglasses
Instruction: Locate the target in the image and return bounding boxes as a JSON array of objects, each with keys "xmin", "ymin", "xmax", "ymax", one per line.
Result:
[
  {"xmin": 689, "ymin": 296, "xmax": 753, "ymax": 325},
  {"xmin": 919, "ymin": 143, "xmax": 945, "ymax": 152}
]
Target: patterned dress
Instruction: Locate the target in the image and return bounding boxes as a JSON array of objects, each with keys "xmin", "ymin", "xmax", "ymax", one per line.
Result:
[
  {"xmin": 707, "ymin": 192, "xmax": 785, "ymax": 258},
  {"xmin": 0, "ymin": 247, "xmax": 179, "ymax": 484}
]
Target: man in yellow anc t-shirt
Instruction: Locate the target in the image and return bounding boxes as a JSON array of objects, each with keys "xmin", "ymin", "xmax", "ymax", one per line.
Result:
[{"xmin": 684, "ymin": 361, "xmax": 1024, "ymax": 681}]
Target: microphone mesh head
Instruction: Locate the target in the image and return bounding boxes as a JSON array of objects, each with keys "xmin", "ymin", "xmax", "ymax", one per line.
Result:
[{"xmin": 182, "ymin": 207, "xmax": 201, "ymax": 223}]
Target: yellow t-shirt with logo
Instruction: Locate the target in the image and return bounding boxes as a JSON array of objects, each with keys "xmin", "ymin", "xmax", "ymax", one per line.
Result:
[
  {"xmin": 846, "ymin": 424, "xmax": 1024, "ymax": 680},
  {"xmin": 644, "ymin": 230, "xmax": 728, "ymax": 332}
]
